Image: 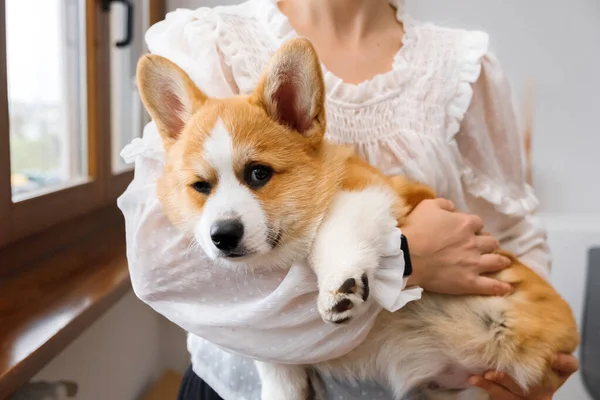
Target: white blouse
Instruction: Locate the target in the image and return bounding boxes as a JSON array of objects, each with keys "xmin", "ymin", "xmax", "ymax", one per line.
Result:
[{"xmin": 117, "ymin": 0, "xmax": 551, "ymax": 398}]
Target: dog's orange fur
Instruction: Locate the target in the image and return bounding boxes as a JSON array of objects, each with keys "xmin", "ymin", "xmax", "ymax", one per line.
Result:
[{"xmin": 137, "ymin": 38, "xmax": 579, "ymax": 396}]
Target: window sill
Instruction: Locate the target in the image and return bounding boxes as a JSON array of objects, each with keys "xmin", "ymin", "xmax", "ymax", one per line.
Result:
[{"xmin": 0, "ymin": 208, "xmax": 131, "ymax": 399}]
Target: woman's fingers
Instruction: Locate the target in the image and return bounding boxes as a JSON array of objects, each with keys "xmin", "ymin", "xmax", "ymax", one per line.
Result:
[
  {"xmin": 477, "ymin": 253, "xmax": 512, "ymax": 273},
  {"xmin": 552, "ymin": 353, "xmax": 579, "ymax": 378},
  {"xmin": 467, "ymin": 229, "xmax": 511, "ymax": 295},
  {"xmin": 468, "ymin": 214, "xmax": 485, "ymax": 233},
  {"xmin": 433, "ymin": 198, "xmax": 455, "ymax": 212},
  {"xmin": 475, "ymin": 235, "xmax": 500, "ymax": 254},
  {"xmin": 467, "ymin": 275, "xmax": 513, "ymax": 296},
  {"xmin": 483, "ymin": 371, "xmax": 525, "ymax": 396},
  {"xmin": 469, "ymin": 376, "xmax": 522, "ymax": 400}
]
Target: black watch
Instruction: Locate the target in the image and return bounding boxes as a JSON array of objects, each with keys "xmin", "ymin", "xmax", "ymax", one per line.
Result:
[{"xmin": 400, "ymin": 233, "xmax": 413, "ymax": 277}]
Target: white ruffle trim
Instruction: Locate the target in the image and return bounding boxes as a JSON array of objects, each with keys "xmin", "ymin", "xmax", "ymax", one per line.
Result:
[
  {"xmin": 373, "ymin": 227, "xmax": 423, "ymax": 312},
  {"xmin": 438, "ymin": 29, "xmax": 538, "ymax": 217},
  {"xmin": 120, "ymin": 122, "xmax": 165, "ymax": 165},
  {"xmin": 445, "ymin": 30, "xmax": 490, "ymax": 140},
  {"xmin": 462, "ymin": 165, "xmax": 540, "ymax": 216}
]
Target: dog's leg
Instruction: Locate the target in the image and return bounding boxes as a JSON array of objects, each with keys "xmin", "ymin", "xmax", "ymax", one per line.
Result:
[
  {"xmin": 310, "ymin": 187, "xmax": 398, "ymax": 324},
  {"xmin": 255, "ymin": 361, "xmax": 310, "ymax": 400}
]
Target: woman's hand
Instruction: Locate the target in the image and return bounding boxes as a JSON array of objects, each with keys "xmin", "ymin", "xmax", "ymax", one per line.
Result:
[
  {"xmin": 402, "ymin": 198, "xmax": 512, "ymax": 296},
  {"xmin": 469, "ymin": 353, "xmax": 579, "ymax": 399}
]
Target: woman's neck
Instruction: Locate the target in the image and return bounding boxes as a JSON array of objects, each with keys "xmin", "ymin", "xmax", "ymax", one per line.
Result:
[
  {"xmin": 277, "ymin": 0, "xmax": 404, "ymax": 85},
  {"xmin": 280, "ymin": 0, "xmax": 397, "ymax": 43}
]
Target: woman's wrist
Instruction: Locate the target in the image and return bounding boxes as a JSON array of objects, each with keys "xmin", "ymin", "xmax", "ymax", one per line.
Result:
[{"xmin": 406, "ymin": 257, "xmax": 423, "ymax": 287}]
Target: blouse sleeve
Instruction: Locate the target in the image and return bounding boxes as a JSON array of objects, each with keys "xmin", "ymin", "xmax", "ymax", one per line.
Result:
[
  {"xmin": 144, "ymin": 8, "xmax": 239, "ymax": 97},
  {"xmin": 455, "ymin": 53, "xmax": 551, "ymax": 278}
]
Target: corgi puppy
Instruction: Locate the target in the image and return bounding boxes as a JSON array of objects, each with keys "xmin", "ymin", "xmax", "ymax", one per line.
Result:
[{"xmin": 136, "ymin": 38, "xmax": 579, "ymax": 400}]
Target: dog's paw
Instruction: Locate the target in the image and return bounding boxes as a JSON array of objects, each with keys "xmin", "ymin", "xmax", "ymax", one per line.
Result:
[{"xmin": 318, "ymin": 272, "xmax": 371, "ymax": 325}]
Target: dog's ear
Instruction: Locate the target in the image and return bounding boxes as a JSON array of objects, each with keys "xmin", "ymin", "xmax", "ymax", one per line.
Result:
[
  {"xmin": 252, "ymin": 38, "xmax": 326, "ymax": 142},
  {"xmin": 137, "ymin": 54, "xmax": 208, "ymax": 147}
]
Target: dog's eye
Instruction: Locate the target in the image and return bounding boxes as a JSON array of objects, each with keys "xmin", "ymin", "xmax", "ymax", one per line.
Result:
[
  {"xmin": 191, "ymin": 181, "xmax": 211, "ymax": 195},
  {"xmin": 245, "ymin": 164, "xmax": 273, "ymax": 188}
]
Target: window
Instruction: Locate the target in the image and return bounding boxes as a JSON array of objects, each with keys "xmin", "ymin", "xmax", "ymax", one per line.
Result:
[
  {"xmin": 7, "ymin": 0, "xmax": 87, "ymax": 200},
  {"xmin": 0, "ymin": 0, "xmax": 166, "ymax": 246}
]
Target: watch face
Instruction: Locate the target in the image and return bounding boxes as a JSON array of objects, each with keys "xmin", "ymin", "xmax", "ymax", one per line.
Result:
[{"xmin": 400, "ymin": 234, "xmax": 412, "ymax": 277}]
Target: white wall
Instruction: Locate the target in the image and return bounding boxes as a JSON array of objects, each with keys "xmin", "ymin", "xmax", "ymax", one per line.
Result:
[
  {"xmin": 31, "ymin": 292, "xmax": 188, "ymax": 400},
  {"xmin": 167, "ymin": 0, "xmax": 600, "ymax": 215}
]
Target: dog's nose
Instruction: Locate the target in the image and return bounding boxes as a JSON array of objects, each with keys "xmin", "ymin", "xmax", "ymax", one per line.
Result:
[{"xmin": 210, "ymin": 219, "xmax": 244, "ymax": 252}]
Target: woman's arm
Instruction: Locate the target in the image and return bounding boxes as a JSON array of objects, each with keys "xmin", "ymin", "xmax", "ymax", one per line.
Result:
[
  {"xmin": 454, "ymin": 52, "xmax": 578, "ymax": 397},
  {"xmin": 456, "ymin": 53, "xmax": 550, "ymax": 277}
]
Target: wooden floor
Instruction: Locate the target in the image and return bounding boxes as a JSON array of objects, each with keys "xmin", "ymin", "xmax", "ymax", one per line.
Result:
[{"xmin": 141, "ymin": 369, "xmax": 184, "ymax": 400}]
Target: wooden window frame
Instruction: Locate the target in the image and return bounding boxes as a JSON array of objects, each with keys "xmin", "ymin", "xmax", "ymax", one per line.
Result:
[
  {"xmin": 0, "ymin": 0, "xmax": 10, "ymax": 245},
  {"xmin": 0, "ymin": 0, "xmax": 165, "ymax": 247}
]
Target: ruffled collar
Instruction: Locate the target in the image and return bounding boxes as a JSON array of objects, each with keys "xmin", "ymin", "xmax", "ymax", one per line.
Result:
[{"xmin": 256, "ymin": 0, "xmax": 418, "ymax": 105}]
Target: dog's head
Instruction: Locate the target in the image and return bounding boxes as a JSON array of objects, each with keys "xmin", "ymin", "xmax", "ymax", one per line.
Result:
[{"xmin": 137, "ymin": 38, "xmax": 339, "ymax": 269}]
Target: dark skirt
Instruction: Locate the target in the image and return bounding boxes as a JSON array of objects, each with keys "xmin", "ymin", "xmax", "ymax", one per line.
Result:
[{"xmin": 177, "ymin": 365, "xmax": 224, "ymax": 400}]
